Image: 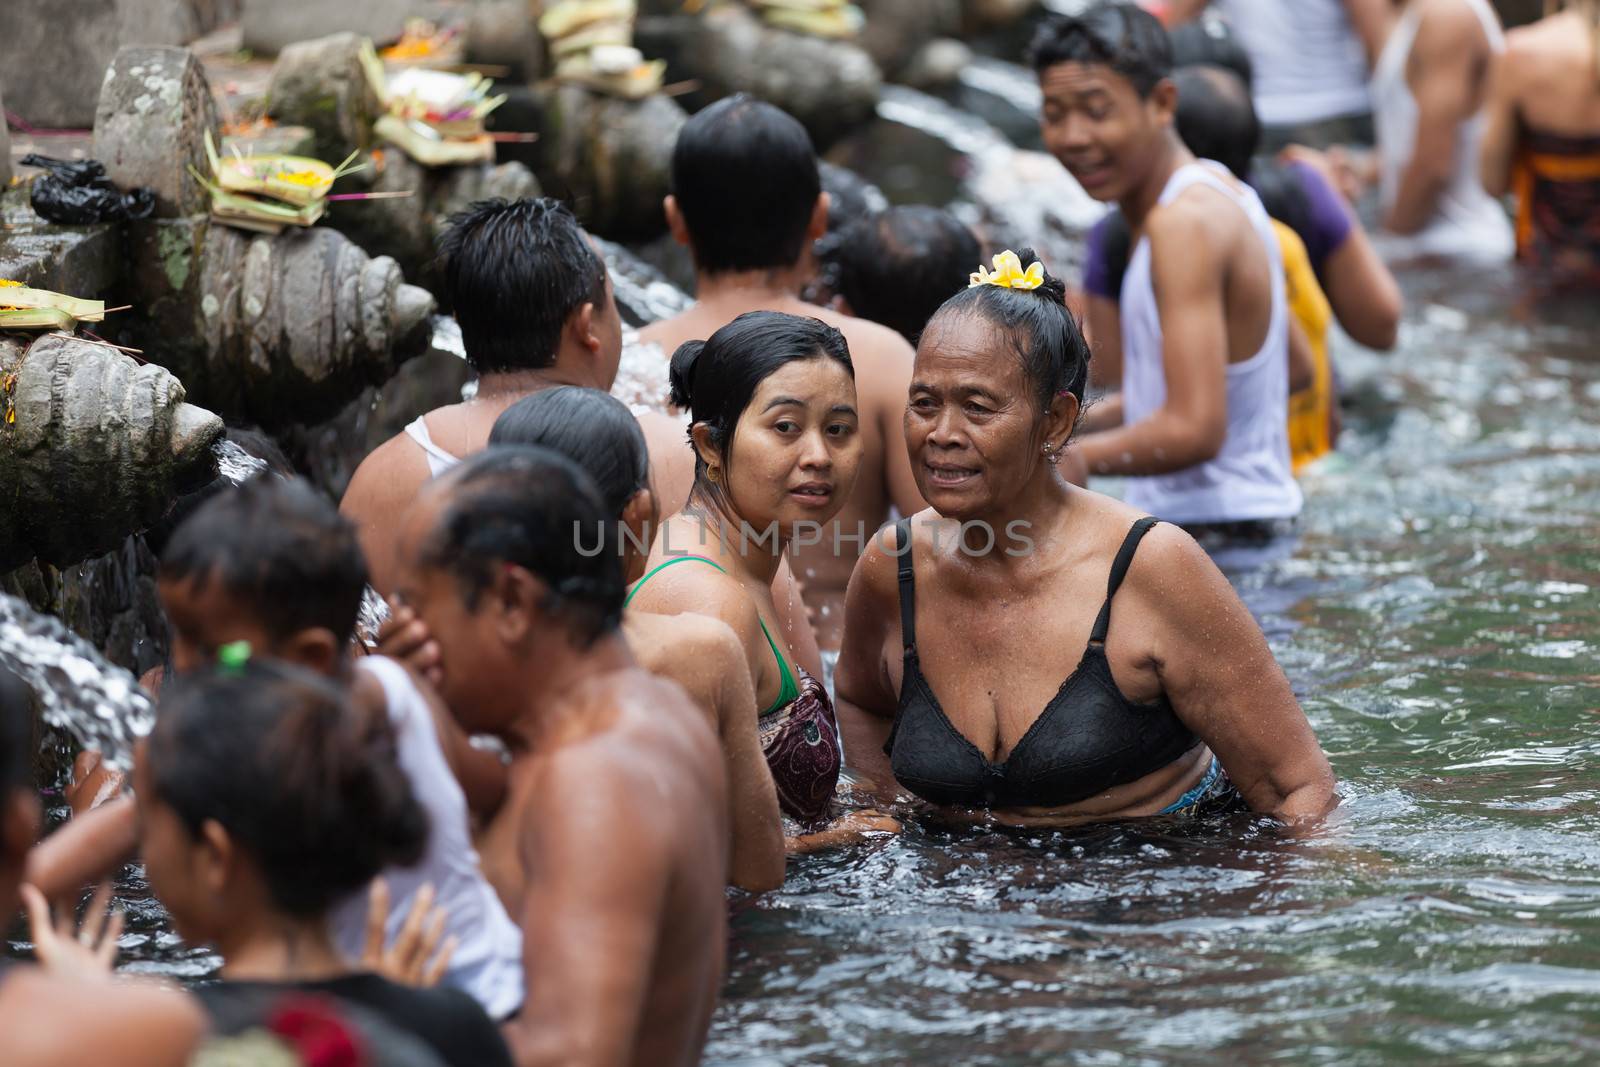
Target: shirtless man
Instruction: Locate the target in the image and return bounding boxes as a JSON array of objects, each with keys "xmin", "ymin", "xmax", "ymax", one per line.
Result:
[
  {"xmin": 393, "ymin": 447, "xmax": 727, "ymax": 1067},
  {"xmin": 342, "ymin": 197, "xmax": 693, "ymax": 594},
  {"xmin": 1036, "ymin": 2, "xmax": 1302, "ymax": 536},
  {"xmin": 639, "ymin": 95, "xmax": 925, "ymax": 652}
]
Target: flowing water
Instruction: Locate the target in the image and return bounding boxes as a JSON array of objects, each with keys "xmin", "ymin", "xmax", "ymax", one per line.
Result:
[
  {"xmin": 6, "ymin": 41, "xmax": 1599, "ymax": 1064},
  {"xmin": 0, "ymin": 595, "xmax": 153, "ymax": 772},
  {"xmin": 705, "ymin": 264, "xmax": 1600, "ymax": 1065}
]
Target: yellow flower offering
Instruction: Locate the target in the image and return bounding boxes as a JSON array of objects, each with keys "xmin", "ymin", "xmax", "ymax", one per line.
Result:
[
  {"xmin": 274, "ymin": 168, "xmax": 330, "ymax": 189},
  {"xmin": 969, "ymin": 250, "xmax": 1045, "ymax": 291}
]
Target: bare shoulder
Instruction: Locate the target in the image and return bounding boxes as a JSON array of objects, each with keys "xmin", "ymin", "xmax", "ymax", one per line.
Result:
[
  {"xmin": 1116, "ymin": 518, "xmax": 1241, "ymax": 624},
  {"xmin": 637, "ymin": 310, "xmax": 700, "ymax": 354},
  {"xmin": 3, "ymin": 972, "xmax": 204, "ymax": 1065},
  {"xmin": 1151, "ymin": 182, "xmax": 1238, "ymax": 249},
  {"xmin": 637, "ymin": 554, "xmax": 763, "ymax": 634},
  {"xmin": 810, "ymin": 305, "xmax": 915, "ymax": 371},
  {"xmin": 628, "ymin": 611, "xmax": 744, "ymax": 705},
  {"xmin": 1414, "ymin": 0, "xmax": 1490, "ymax": 48},
  {"xmin": 341, "ymin": 427, "xmax": 432, "ymax": 518}
]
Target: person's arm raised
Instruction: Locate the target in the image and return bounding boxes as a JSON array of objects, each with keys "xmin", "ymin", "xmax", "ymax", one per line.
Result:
[
  {"xmin": 1384, "ymin": 4, "xmax": 1485, "ymax": 235},
  {"xmin": 1077, "ymin": 204, "xmax": 1228, "ymax": 477},
  {"xmin": 1125, "ymin": 526, "xmax": 1338, "ymax": 826},
  {"xmin": 834, "ymin": 530, "xmax": 902, "ymax": 800},
  {"xmin": 23, "ymin": 794, "xmax": 139, "ymax": 905},
  {"xmin": 502, "ymin": 765, "xmax": 673, "ymax": 1067}
]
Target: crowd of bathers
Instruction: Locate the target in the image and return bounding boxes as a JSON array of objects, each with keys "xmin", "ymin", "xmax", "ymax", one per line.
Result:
[{"xmin": 2, "ymin": 2, "xmax": 1595, "ymax": 1064}]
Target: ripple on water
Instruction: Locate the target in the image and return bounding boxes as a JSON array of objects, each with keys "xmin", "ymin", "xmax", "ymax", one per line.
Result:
[{"xmin": 708, "ymin": 267, "xmax": 1600, "ymax": 1065}]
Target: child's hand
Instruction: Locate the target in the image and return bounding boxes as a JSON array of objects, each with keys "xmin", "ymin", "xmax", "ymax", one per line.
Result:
[
  {"xmin": 377, "ymin": 597, "xmax": 443, "ymax": 686},
  {"xmin": 22, "ymin": 882, "xmax": 122, "ymax": 981},
  {"xmin": 361, "ymin": 878, "xmax": 457, "ymax": 988}
]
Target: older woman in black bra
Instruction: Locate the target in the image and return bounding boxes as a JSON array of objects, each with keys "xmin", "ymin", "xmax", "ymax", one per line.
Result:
[{"xmin": 836, "ymin": 250, "xmax": 1336, "ymax": 826}]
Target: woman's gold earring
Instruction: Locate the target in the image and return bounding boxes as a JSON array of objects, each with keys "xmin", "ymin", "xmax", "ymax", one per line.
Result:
[{"xmin": 707, "ymin": 465, "xmax": 720, "ymax": 484}]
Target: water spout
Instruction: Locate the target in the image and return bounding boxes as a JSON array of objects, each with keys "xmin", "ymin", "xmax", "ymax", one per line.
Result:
[
  {"xmin": 0, "ymin": 593, "xmax": 154, "ymax": 771},
  {"xmin": 212, "ymin": 438, "xmax": 271, "ymax": 485}
]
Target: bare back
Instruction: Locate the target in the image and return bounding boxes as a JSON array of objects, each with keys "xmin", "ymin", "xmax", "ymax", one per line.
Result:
[
  {"xmin": 641, "ymin": 297, "xmax": 922, "ymax": 650},
  {"xmin": 485, "ymin": 669, "xmax": 727, "ymax": 1067},
  {"xmin": 1503, "ymin": 11, "xmax": 1600, "ymax": 135},
  {"xmin": 343, "ymin": 394, "xmax": 694, "ymax": 595},
  {"xmin": 623, "ymin": 611, "xmax": 786, "ymax": 891}
]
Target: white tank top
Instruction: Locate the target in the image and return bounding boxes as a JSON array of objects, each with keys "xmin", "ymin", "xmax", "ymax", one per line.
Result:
[
  {"xmin": 403, "ymin": 416, "xmax": 460, "ymax": 477},
  {"xmin": 1213, "ymin": 0, "xmax": 1372, "ymax": 127},
  {"xmin": 1370, "ymin": 0, "xmax": 1515, "ymax": 260},
  {"xmin": 331, "ymin": 656, "xmax": 524, "ymax": 1020},
  {"xmin": 1118, "ymin": 161, "xmax": 1303, "ymax": 526}
]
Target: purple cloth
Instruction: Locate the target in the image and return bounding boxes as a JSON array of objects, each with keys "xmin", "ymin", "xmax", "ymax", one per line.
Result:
[
  {"xmin": 1083, "ymin": 215, "xmax": 1118, "ymax": 300},
  {"xmin": 1284, "ymin": 159, "xmax": 1352, "ymax": 270},
  {"xmin": 1078, "ymin": 160, "xmax": 1352, "ymax": 304}
]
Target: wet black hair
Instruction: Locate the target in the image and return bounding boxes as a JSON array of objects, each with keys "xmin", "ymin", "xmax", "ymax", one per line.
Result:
[
  {"xmin": 1167, "ymin": 13, "xmax": 1253, "ymax": 88},
  {"xmin": 829, "ymin": 206, "xmax": 981, "ymax": 344},
  {"xmin": 0, "ymin": 668, "xmax": 31, "ymax": 795},
  {"xmin": 489, "ymin": 387, "xmax": 650, "ymax": 520},
  {"xmin": 421, "ymin": 447, "xmax": 625, "ymax": 649},
  {"xmin": 436, "ymin": 197, "xmax": 608, "ymax": 375},
  {"xmin": 671, "ymin": 95, "xmax": 822, "ymax": 275},
  {"xmin": 1174, "ymin": 65, "xmax": 1259, "ymax": 180},
  {"xmin": 668, "ymin": 310, "xmax": 854, "ymax": 504},
  {"xmin": 926, "ymin": 248, "xmax": 1091, "ymax": 415},
  {"xmin": 1028, "ymin": 2, "xmax": 1173, "ymax": 97},
  {"xmin": 160, "ymin": 476, "xmax": 367, "ymax": 646},
  {"xmin": 148, "ymin": 661, "xmax": 428, "ymax": 919}
]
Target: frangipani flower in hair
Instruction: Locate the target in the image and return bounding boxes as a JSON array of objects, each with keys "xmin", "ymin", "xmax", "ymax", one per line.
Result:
[{"xmin": 969, "ymin": 250, "xmax": 1045, "ymax": 291}]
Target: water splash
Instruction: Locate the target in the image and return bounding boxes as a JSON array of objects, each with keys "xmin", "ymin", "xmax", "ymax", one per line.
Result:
[
  {"xmin": 430, "ymin": 314, "xmax": 466, "ymax": 360},
  {"xmin": 212, "ymin": 438, "xmax": 269, "ymax": 485},
  {"xmin": 0, "ymin": 593, "xmax": 153, "ymax": 771},
  {"xmin": 355, "ymin": 585, "xmax": 391, "ymax": 650},
  {"xmin": 875, "ymin": 85, "xmax": 1104, "ymax": 280},
  {"xmin": 592, "ymin": 237, "xmax": 695, "ymax": 326}
]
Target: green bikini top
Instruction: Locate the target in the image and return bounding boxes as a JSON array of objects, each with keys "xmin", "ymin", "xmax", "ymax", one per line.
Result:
[{"xmin": 624, "ymin": 555, "xmax": 799, "ymax": 717}]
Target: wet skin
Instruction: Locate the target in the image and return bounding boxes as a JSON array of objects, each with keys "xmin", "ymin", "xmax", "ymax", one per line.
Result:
[
  {"xmin": 394, "ymin": 486, "xmax": 728, "ymax": 1067},
  {"xmin": 631, "ymin": 357, "xmax": 865, "ymax": 717},
  {"xmin": 835, "ymin": 313, "xmax": 1337, "ymax": 827},
  {"xmin": 1039, "ymin": 59, "xmax": 1281, "ymax": 477},
  {"xmin": 641, "ymin": 283, "xmax": 924, "ymax": 653}
]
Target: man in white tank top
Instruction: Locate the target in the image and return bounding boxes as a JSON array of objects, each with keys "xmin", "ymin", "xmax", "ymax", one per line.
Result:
[
  {"xmin": 1369, "ymin": 0, "xmax": 1515, "ymax": 259},
  {"xmin": 1167, "ymin": 0, "xmax": 1390, "ymax": 150},
  {"xmin": 1032, "ymin": 2, "xmax": 1302, "ymax": 530}
]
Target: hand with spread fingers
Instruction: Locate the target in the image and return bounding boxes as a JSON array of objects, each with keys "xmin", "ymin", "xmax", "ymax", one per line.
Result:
[
  {"xmin": 22, "ymin": 882, "xmax": 124, "ymax": 981},
  {"xmin": 361, "ymin": 878, "xmax": 458, "ymax": 988}
]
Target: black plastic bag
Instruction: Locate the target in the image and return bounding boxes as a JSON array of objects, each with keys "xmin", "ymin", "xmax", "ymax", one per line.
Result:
[{"xmin": 20, "ymin": 154, "xmax": 156, "ymax": 225}]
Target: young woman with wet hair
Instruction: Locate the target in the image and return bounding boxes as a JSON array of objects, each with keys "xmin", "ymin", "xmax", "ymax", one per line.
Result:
[
  {"xmin": 382, "ymin": 386, "xmax": 788, "ymax": 890},
  {"xmin": 836, "ymin": 249, "xmax": 1337, "ymax": 828},
  {"xmin": 136, "ymin": 662, "xmax": 513, "ymax": 1067},
  {"xmin": 627, "ymin": 311, "xmax": 896, "ymax": 846}
]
